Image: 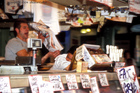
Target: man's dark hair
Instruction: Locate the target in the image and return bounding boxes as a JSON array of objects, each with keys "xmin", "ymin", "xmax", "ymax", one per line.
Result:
[
  {"xmin": 14, "ymin": 18, "xmax": 28, "ymax": 36},
  {"xmin": 67, "ymin": 45, "xmax": 78, "ymax": 54}
]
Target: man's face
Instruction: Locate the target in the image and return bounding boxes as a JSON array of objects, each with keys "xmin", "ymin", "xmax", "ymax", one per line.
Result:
[
  {"xmin": 66, "ymin": 53, "xmax": 73, "ymax": 62},
  {"xmin": 17, "ymin": 23, "xmax": 29, "ymax": 40}
]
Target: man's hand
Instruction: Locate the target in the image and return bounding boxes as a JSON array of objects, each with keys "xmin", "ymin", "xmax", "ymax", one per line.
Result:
[
  {"xmin": 48, "ymin": 50, "xmax": 60, "ymax": 58},
  {"xmin": 38, "ymin": 32, "xmax": 45, "ymax": 43}
]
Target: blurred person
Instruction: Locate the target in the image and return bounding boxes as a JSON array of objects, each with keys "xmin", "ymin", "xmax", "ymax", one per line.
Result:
[
  {"xmin": 5, "ymin": 18, "xmax": 60, "ymax": 63},
  {"xmin": 50, "ymin": 45, "xmax": 78, "ymax": 71}
]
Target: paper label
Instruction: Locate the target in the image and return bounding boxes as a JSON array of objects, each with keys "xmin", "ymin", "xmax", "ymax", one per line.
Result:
[
  {"xmin": 80, "ymin": 74, "xmax": 91, "ymax": 88},
  {"xmin": 38, "ymin": 81, "xmax": 53, "ymax": 93},
  {"xmin": 98, "ymin": 73, "xmax": 109, "ymax": 86},
  {"xmin": 66, "ymin": 74, "xmax": 79, "ymax": 90},
  {"xmin": 28, "ymin": 75, "xmax": 42, "ymax": 93},
  {"xmin": 116, "ymin": 65, "xmax": 140, "ymax": 93},
  {"xmin": 49, "ymin": 75, "xmax": 64, "ymax": 91},
  {"xmin": 0, "ymin": 76, "xmax": 11, "ymax": 93},
  {"xmin": 90, "ymin": 77, "xmax": 100, "ymax": 93}
]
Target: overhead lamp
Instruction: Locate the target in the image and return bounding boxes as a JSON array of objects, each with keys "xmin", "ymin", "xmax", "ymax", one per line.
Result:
[
  {"xmin": 81, "ymin": 29, "xmax": 86, "ymax": 33},
  {"xmin": 86, "ymin": 28, "xmax": 91, "ymax": 32}
]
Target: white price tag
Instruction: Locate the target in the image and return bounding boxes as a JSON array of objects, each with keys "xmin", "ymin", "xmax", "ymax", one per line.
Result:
[
  {"xmin": 49, "ymin": 75, "xmax": 64, "ymax": 91},
  {"xmin": 28, "ymin": 75, "xmax": 42, "ymax": 93},
  {"xmin": 0, "ymin": 76, "xmax": 11, "ymax": 93},
  {"xmin": 66, "ymin": 74, "xmax": 79, "ymax": 90},
  {"xmin": 38, "ymin": 81, "xmax": 53, "ymax": 93},
  {"xmin": 90, "ymin": 77, "xmax": 100, "ymax": 93},
  {"xmin": 98, "ymin": 73, "xmax": 109, "ymax": 86},
  {"xmin": 80, "ymin": 74, "xmax": 91, "ymax": 88}
]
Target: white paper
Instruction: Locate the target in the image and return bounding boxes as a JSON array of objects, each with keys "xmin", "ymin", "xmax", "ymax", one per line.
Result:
[
  {"xmin": 28, "ymin": 75, "xmax": 42, "ymax": 93},
  {"xmin": 66, "ymin": 74, "xmax": 79, "ymax": 90},
  {"xmin": 38, "ymin": 81, "xmax": 53, "ymax": 93},
  {"xmin": 116, "ymin": 65, "xmax": 140, "ymax": 93},
  {"xmin": 98, "ymin": 73, "xmax": 109, "ymax": 86},
  {"xmin": 80, "ymin": 74, "xmax": 91, "ymax": 88},
  {"xmin": 90, "ymin": 77, "xmax": 100, "ymax": 93},
  {"xmin": 0, "ymin": 76, "xmax": 11, "ymax": 93},
  {"xmin": 49, "ymin": 75, "xmax": 64, "ymax": 91}
]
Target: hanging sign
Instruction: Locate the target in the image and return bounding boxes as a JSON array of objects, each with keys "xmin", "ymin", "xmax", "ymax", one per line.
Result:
[
  {"xmin": 28, "ymin": 75, "xmax": 42, "ymax": 93},
  {"xmin": 90, "ymin": 77, "xmax": 100, "ymax": 93},
  {"xmin": 66, "ymin": 74, "xmax": 79, "ymax": 90},
  {"xmin": 49, "ymin": 74, "xmax": 64, "ymax": 91},
  {"xmin": 98, "ymin": 73, "xmax": 109, "ymax": 86},
  {"xmin": 0, "ymin": 76, "xmax": 11, "ymax": 93},
  {"xmin": 116, "ymin": 65, "xmax": 140, "ymax": 93},
  {"xmin": 80, "ymin": 74, "xmax": 91, "ymax": 88}
]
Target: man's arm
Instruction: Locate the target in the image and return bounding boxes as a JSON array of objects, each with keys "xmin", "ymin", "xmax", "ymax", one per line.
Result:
[{"xmin": 16, "ymin": 49, "xmax": 33, "ymax": 56}]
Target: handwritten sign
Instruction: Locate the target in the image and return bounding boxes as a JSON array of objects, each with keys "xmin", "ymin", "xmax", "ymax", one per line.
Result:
[
  {"xmin": 75, "ymin": 45, "xmax": 84, "ymax": 61},
  {"xmin": 80, "ymin": 74, "xmax": 91, "ymax": 88},
  {"xmin": 114, "ymin": 62, "xmax": 125, "ymax": 71},
  {"xmin": 66, "ymin": 74, "xmax": 79, "ymax": 90},
  {"xmin": 116, "ymin": 65, "xmax": 140, "ymax": 93},
  {"xmin": 49, "ymin": 75, "xmax": 64, "ymax": 91},
  {"xmin": 98, "ymin": 73, "xmax": 109, "ymax": 86},
  {"xmin": 38, "ymin": 81, "xmax": 53, "ymax": 93},
  {"xmin": 0, "ymin": 76, "xmax": 11, "ymax": 93},
  {"xmin": 90, "ymin": 77, "xmax": 100, "ymax": 93},
  {"xmin": 28, "ymin": 75, "xmax": 42, "ymax": 93}
]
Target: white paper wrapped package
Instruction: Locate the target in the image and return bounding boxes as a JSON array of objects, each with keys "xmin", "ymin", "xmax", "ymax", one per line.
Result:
[
  {"xmin": 29, "ymin": 22, "xmax": 63, "ymax": 52},
  {"xmin": 75, "ymin": 44, "xmax": 101, "ymax": 68}
]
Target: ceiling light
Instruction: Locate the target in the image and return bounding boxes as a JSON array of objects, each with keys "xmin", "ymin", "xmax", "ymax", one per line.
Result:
[
  {"xmin": 86, "ymin": 28, "xmax": 91, "ymax": 32},
  {"xmin": 81, "ymin": 29, "xmax": 86, "ymax": 33}
]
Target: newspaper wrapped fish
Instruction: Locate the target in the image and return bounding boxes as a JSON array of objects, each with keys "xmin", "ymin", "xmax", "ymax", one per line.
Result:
[{"xmin": 29, "ymin": 22, "xmax": 63, "ymax": 52}]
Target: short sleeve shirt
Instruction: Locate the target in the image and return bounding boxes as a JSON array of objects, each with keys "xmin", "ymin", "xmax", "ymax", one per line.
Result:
[
  {"xmin": 50, "ymin": 54, "xmax": 71, "ymax": 70},
  {"xmin": 5, "ymin": 37, "xmax": 27, "ymax": 60}
]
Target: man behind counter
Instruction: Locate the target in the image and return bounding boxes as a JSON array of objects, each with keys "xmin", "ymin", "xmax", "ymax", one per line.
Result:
[{"xmin": 5, "ymin": 18, "xmax": 60, "ymax": 63}]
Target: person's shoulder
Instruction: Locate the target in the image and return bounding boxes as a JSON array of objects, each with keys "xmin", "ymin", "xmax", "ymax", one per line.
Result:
[{"xmin": 7, "ymin": 38, "xmax": 20, "ymax": 45}]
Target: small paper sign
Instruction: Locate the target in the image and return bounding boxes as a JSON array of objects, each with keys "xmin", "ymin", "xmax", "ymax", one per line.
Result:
[
  {"xmin": 114, "ymin": 62, "xmax": 125, "ymax": 71},
  {"xmin": 90, "ymin": 77, "xmax": 100, "ymax": 93},
  {"xmin": 66, "ymin": 74, "xmax": 79, "ymax": 90},
  {"xmin": 80, "ymin": 74, "xmax": 91, "ymax": 88},
  {"xmin": 98, "ymin": 73, "xmax": 109, "ymax": 86},
  {"xmin": 38, "ymin": 81, "xmax": 53, "ymax": 93},
  {"xmin": 116, "ymin": 65, "xmax": 140, "ymax": 93},
  {"xmin": 0, "ymin": 76, "xmax": 11, "ymax": 93},
  {"xmin": 28, "ymin": 75, "xmax": 42, "ymax": 93},
  {"xmin": 49, "ymin": 75, "xmax": 64, "ymax": 91}
]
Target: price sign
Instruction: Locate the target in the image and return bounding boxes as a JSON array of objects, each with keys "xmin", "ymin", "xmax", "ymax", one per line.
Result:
[
  {"xmin": 76, "ymin": 45, "xmax": 84, "ymax": 61},
  {"xmin": 28, "ymin": 75, "xmax": 42, "ymax": 93},
  {"xmin": 49, "ymin": 75, "xmax": 64, "ymax": 91},
  {"xmin": 114, "ymin": 62, "xmax": 125, "ymax": 71},
  {"xmin": 98, "ymin": 73, "xmax": 109, "ymax": 86},
  {"xmin": 116, "ymin": 65, "xmax": 140, "ymax": 93},
  {"xmin": 66, "ymin": 74, "xmax": 79, "ymax": 90},
  {"xmin": 90, "ymin": 77, "xmax": 100, "ymax": 93},
  {"xmin": 80, "ymin": 74, "xmax": 91, "ymax": 88},
  {"xmin": 0, "ymin": 76, "xmax": 11, "ymax": 93},
  {"xmin": 38, "ymin": 81, "xmax": 53, "ymax": 93}
]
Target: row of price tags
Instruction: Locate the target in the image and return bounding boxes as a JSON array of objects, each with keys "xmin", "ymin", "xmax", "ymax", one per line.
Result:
[
  {"xmin": 0, "ymin": 73, "xmax": 109, "ymax": 93},
  {"xmin": 0, "ymin": 65, "xmax": 139, "ymax": 93}
]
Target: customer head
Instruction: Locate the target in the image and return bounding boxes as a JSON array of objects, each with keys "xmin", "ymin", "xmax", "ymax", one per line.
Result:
[
  {"xmin": 14, "ymin": 19, "xmax": 29, "ymax": 41},
  {"xmin": 66, "ymin": 45, "xmax": 78, "ymax": 62}
]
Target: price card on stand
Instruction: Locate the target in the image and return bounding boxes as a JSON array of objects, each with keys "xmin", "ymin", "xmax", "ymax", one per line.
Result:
[
  {"xmin": 80, "ymin": 74, "xmax": 91, "ymax": 88},
  {"xmin": 66, "ymin": 74, "xmax": 79, "ymax": 90},
  {"xmin": 90, "ymin": 77, "xmax": 100, "ymax": 93},
  {"xmin": 28, "ymin": 75, "xmax": 42, "ymax": 93},
  {"xmin": 116, "ymin": 65, "xmax": 140, "ymax": 93},
  {"xmin": 0, "ymin": 76, "xmax": 11, "ymax": 93},
  {"xmin": 98, "ymin": 73, "xmax": 109, "ymax": 86},
  {"xmin": 49, "ymin": 75, "xmax": 64, "ymax": 91},
  {"xmin": 38, "ymin": 81, "xmax": 53, "ymax": 93},
  {"xmin": 114, "ymin": 62, "xmax": 125, "ymax": 71}
]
